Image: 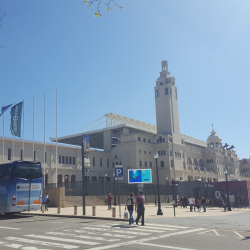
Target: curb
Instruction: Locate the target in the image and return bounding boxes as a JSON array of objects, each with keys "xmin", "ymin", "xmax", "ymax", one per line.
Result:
[{"xmin": 24, "ymin": 213, "xmax": 128, "ymax": 221}]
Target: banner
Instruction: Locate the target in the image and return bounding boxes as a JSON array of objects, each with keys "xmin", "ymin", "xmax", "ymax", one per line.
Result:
[
  {"xmin": 128, "ymin": 169, "xmax": 152, "ymax": 183},
  {"xmin": 10, "ymin": 102, "xmax": 23, "ymax": 137},
  {"xmin": 0, "ymin": 104, "xmax": 12, "ymax": 117}
]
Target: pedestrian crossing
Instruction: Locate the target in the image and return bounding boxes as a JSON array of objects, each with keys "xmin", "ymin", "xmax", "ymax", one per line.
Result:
[{"xmin": 0, "ymin": 221, "xmax": 192, "ymax": 250}]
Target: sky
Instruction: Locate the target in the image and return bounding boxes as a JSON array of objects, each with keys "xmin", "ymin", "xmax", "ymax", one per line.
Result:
[{"xmin": 1, "ymin": 0, "xmax": 250, "ymax": 159}]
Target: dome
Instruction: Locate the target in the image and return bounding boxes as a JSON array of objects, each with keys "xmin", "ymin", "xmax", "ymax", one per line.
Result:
[{"xmin": 207, "ymin": 130, "xmax": 221, "ymax": 144}]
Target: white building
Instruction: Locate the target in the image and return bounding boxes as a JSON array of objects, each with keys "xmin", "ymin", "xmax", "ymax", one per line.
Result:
[{"xmin": 1, "ymin": 61, "xmax": 246, "ymax": 184}]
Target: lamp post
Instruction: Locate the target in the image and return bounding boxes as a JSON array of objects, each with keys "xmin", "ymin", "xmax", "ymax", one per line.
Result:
[
  {"xmin": 113, "ymin": 173, "xmax": 117, "ymax": 205},
  {"xmin": 154, "ymin": 152, "xmax": 163, "ymax": 215},
  {"xmin": 224, "ymin": 169, "xmax": 232, "ymax": 211},
  {"xmin": 166, "ymin": 177, "xmax": 169, "ymax": 203}
]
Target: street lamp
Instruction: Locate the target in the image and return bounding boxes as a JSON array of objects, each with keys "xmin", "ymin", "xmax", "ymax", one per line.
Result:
[
  {"xmin": 154, "ymin": 152, "xmax": 163, "ymax": 215},
  {"xmin": 113, "ymin": 172, "xmax": 117, "ymax": 206},
  {"xmin": 166, "ymin": 177, "xmax": 169, "ymax": 203},
  {"xmin": 224, "ymin": 169, "xmax": 232, "ymax": 211}
]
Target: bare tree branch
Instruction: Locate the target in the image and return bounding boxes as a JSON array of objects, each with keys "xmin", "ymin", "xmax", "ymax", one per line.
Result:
[{"xmin": 83, "ymin": 0, "xmax": 124, "ymax": 17}]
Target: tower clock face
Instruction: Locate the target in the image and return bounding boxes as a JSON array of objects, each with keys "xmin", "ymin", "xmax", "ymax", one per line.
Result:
[{"xmin": 160, "ymin": 82, "xmax": 163, "ymax": 85}]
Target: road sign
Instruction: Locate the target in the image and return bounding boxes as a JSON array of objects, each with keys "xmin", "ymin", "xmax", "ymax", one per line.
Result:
[
  {"xmin": 128, "ymin": 169, "xmax": 152, "ymax": 183},
  {"xmin": 115, "ymin": 165, "xmax": 123, "ymax": 178}
]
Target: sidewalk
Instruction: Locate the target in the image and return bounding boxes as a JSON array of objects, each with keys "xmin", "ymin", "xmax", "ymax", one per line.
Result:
[{"xmin": 24, "ymin": 204, "xmax": 250, "ymax": 220}]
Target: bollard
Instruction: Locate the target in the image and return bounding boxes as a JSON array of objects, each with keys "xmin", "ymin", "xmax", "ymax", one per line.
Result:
[
  {"xmin": 74, "ymin": 206, "xmax": 77, "ymax": 215},
  {"xmin": 92, "ymin": 206, "xmax": 96, "ymax": 216},
  {"xmin": 112, "ymin": 207, "xmax": 116, "ymax": 217},
  {"xmin": 57, "ymin": 205, "xmax": 61, "ymax": 214},
  {"xmin": 42, "ymin": 204, "xmax": 45, "ymax": 213}
]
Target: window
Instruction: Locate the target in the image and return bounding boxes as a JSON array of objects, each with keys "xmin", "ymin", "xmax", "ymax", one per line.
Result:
[
  {"xmin": 20, "ymin": 150, "xmax": 23, "ymax": 161},
  {"xmin": 59, "ymin": 155, "xmax": 61, "ymax": 164},
  {"xmin": 138, "ymin": 137, "xmax": 141, "ymax": 141},
  {"xmin": 143, "ymin": 138, "xmax": 146, "ymax": 142},
  {"xmin": 182, "ymin": 153, "xmax": 184, "ymax": 158},
  {"xmin": 182, "ymin": 141, "xmax": 184, "ymax": 144},
  {"xmin": 66, "ymin": 156, "xmax": 68, "ymax": 164},
  {"xmin": 116, "ymin": 162, "xmax": 118, "ymax": 165},
  {"xmin": 145, "ymin": 161, "xmax": 147, "ymax": 167},
  {"xmin": 170, "ymin": 88, "xmax": 172, "ymax": 95},
  {"xmin": 45, "ymin": 152, "xmax": 47, "ymax": 163},
  {"xmin": 148, "ymin": 139, "xmax": 151, "ymax": 143},
  {"xmin": 150, "ymin": 162, "xmax": 152, "ymax": 168},
  {"xmin": 163, "ymin": 138, "xmax": 165, "ymax": 142},
  {"xmin": 73, "ymin": 157, "xmax": 75, "ymax": 165},
  {"xmin": 144, "ymin": 151, "xmax": 146, "ymax": 154},
  {"xmin": 93, "ymin": 157, "xmax": 95, "ymax": 166},
  {"xmin": 71, "ymin": 175, "xmax": 75, "ymax": 183},
  {"xmin": 183, "ymin": 162, "xmax": 185, "ymax": 169},
  {"xmin": 165, "ymin": 88, "xmax": 169, "ymax": 95},
  {"xmin": 119, "ymin": 162, "xmax": 122, "ymax": 165},
  {"xmin": 170, "ymin": 151, "xmax": 172, "ymax": 156},
  {"xmin": 155, "ymin": 90, "xmax": 159, "ymax": 97},
  {"xmin": 163, "ymin": 150, "xmax": 166, "ymax": 155},
  {"xmin": 8, "ymin": 148, "xmax": 11, "ymax": 161},
  {"xmin": 140, "ymin": 161, "xmax": 142, "ymax": 166},
  {"xmin": 112, "ymin": 162, "xmax": 115, "ymax": 168},
  {"xmin": 149, "ymin": 151, "xmax": 151, "ymax": 154},
  {"xmin": 175, "ymin": 89, "xmax": 177, "ymax": 98},
  {"xmin": 34, "ymin": 151, "xmax": 36, "ymax": 161},
  {"xmin": 159, "ymin": 136, "xmax": 162, "ymax": 142},
  {"xmin": 107, "ymin": 159, "xmax": 109, "ymax": 168},
  {"xmin": 139, "ymin": 150, "xmax": 141, "ymax": 153},
  {"xmin": 160, "ymin": 161, "xmax": 164, "ymax": 167},
  {"xmin": 92, "ymin": 176, "xmax": 97, "ymax": 181},
  {"xmin": 115, "ymin": 155, "xmax": 117, "ymax": 158},
  {"xmin": 161, "ymin": 151, "xmax": 163, "ymax": 155},
  {"xmin": 69, "ymin": 156, "xmax": 72, "ymax": 165},
  {"xmin": 160, "ymin": 82, "xmax": 163, "ymax": 85},
  {"xmin": 62, "ymin": 156, "xmax": 65, "ymax": 164},
  {"xmin": 65, "ymin": 175, "xmax": 69, "ymax": 182},
  {"xmin": 158, "ymin": 151, "xmax": 160, "ymax": 156},
  {"xmin": 58, "ymin": 175, "xmax": 62, "ymax": 183},
  {"xmin": 169, "ymin": 138, "xmax": 172, "ymax": 142}
]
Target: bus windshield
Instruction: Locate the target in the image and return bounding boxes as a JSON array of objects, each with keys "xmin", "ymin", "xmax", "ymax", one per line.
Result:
[{"xmin": 11, "ymin": 162, "xmax": 42, "ymax": 180}]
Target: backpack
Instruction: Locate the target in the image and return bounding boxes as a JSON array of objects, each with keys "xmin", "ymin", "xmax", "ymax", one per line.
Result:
[{"xmin": 137, "ymin": 195, "xmax": 143, "ymax": 204}]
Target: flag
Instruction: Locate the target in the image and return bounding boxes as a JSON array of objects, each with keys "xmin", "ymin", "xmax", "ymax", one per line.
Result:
[
  {"xmin": 10, "ymin": 102, "xmax": 23, "ymax": 137},
  {"xmin": 0, "ymin": 104, "xmax": 12, "ymax": 117}
]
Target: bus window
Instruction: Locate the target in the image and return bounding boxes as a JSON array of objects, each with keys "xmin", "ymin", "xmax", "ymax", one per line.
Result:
[
  {"xmin": 11, "ymin": 162, "xmax": 42, "ymax": 180},
  {"xmin": 0, "ymin": 164, "xmax": 11, "ymax": 179}
]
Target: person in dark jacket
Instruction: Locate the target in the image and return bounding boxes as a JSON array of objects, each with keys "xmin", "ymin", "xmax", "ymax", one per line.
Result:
[
  {"xmin": 201, "ymin": 197, "xmax": 206, "ymax": 212},
  {"xmin": 125, "ymin": 192, "xmax": 135, "ymax": 225},
  {"xmin": 135, "ymin": 191, "xmax": 145, "ymax": 226}
]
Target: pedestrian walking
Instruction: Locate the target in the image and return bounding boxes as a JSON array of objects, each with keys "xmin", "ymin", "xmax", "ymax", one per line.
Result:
[
  {"xmin": 183, "ymin": 196, "xmax": 187, "ymax": 208},
  {"xmin": 197, "ymin": 198, "xmax": 201, "ymax": 212},
  {"xmin": 107, "ymin": 193, "xmax": 113, "ymax": 210},
  {"xmin": 180, "ymin": 196, "xmax": 184, "ymax": 208},
  {"xmin": 188, "ymin": 196, "xmax": 193, "ymax": 212},
  {"xmin": 135, "ymin": 191, "xmax": 145, "ymax": 226},
  {"xmin": 125, "ymin": 192, "xmax": 135, "ymax": 226},
  {"xmin": 41, "ymin": 193, "xmax": 50, "ymax": 211},
  {"xmin": 201, "ymin": 197, "xmax": 206, "ymax": 212}
]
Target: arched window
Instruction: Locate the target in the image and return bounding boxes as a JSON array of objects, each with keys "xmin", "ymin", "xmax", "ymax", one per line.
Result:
[
  {"xmin": 58, "ymin": 175, "xmax": 62, "ymax": 183},
  {"xmin": 199, "ymin": 159, "xmax": 203, "ymax": 166},
  {"xmin": 187, "ymin": 157, "xmax": 192, "ymax": 165},
  {"xmin": 159, "ymin": 136, "xmax": 162, "ymax": 142},
  {"xmin": 65, "ymin": 175, "xmax": 69, "ymax": 183}
]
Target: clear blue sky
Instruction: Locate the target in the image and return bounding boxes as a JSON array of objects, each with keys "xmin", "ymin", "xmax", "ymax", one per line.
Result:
[{"xmin": 1, "ymin": 0, "xmax": 250, "ymax": 159}]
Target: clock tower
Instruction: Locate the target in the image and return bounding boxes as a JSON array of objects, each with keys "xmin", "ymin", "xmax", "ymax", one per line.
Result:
[{"xmin": 154, "ymin": 61, "xmax": 181, "ymax": 143}]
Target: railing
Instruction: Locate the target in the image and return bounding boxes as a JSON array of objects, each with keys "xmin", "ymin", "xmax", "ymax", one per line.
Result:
[{"xmin": 45, "ymin": 180, "xmax": 178, "ymax": 197}]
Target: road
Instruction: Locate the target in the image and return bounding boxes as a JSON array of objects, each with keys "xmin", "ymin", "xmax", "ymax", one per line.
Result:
[{"xmin": 0, "ymin": 214, "xmax": 249, "ymax": 250}]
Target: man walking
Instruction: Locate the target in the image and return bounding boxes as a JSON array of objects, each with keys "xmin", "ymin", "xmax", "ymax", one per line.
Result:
[
  {"xmin": 41, "ymin": 193, "xmax": 49, "ymax": 211},
  {"xmin": 135, "ymin": 191, "xmax": 145, "ymax": 226},
  {"xmin": 107, "ymin": 193, "xmax": 113, "ymax": 210},
  {"xmin": 201, "ymin": 197, "xmax": 206, "ymax": 212}
]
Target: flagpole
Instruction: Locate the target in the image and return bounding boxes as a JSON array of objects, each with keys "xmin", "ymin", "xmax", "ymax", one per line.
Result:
[
  {"xmin": 13, "ymin": 103, "xmax": 15, "ymax": 162},
  {"xmin": 44, "ymin": 93, "xmax": 46, "ymax": 186},
  {"xmin": 33, "ymin": 97, "xmax": 35, "ymax": 161},
  {"xmin": 23, "ymin": 100, "xmax": 24, "ymax": 160},
  {"xmin": 56, "ymin": 90, "xmax": 58, "ymax": 188},
  {"xmin": 3, "ymin": 111, "xmax": 4, "ymax": 163}
]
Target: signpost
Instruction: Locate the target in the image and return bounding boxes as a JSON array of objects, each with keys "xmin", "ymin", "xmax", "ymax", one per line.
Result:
[{"xmin": 115, "ymin": 165, "xmax": 123, "ymax": 218}]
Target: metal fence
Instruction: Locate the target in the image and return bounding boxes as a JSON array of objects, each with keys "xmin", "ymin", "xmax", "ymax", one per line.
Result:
[{"xmin": 45, "ymin": 180, "xmax": 178, "ymax": 197}]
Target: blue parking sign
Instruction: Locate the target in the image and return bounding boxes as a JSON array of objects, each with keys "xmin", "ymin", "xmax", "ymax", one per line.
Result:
[{"xmin": 115, "ymin": 166, "xmax": 123, "ymax": 178}]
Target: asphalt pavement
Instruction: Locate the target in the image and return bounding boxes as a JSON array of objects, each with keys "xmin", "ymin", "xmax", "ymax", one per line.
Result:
[{"xmin": 0, "ymin": 214, "xmax": 249, "ymax": 250}]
